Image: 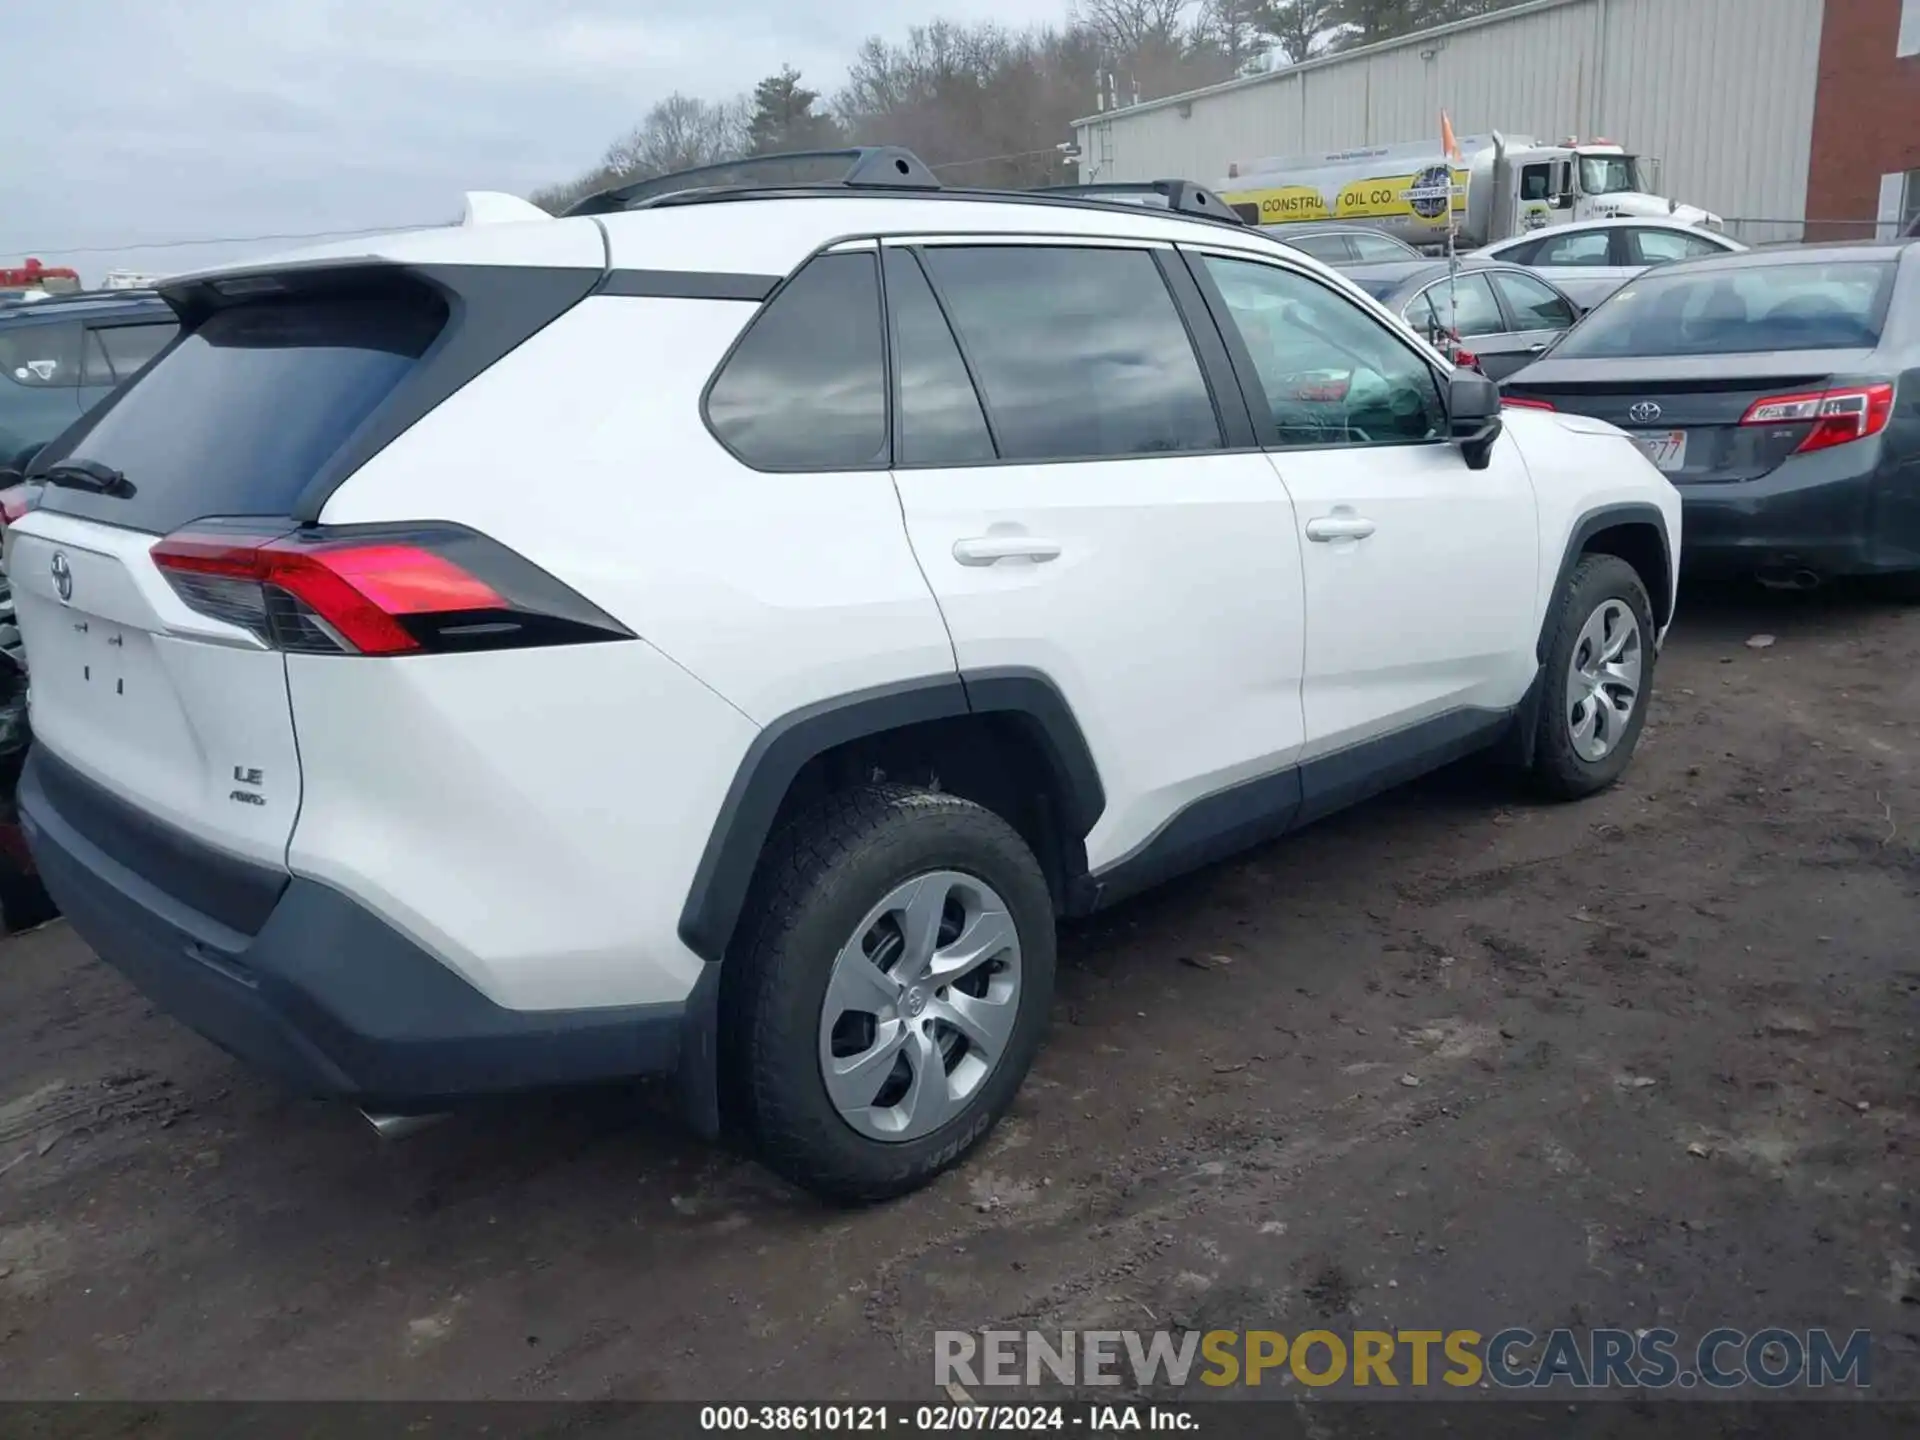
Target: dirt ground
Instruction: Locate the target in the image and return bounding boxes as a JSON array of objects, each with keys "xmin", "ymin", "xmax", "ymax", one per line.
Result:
[{"xmin": 1, "ymin": 581, "xmax": 1917, "ymax": 1404}]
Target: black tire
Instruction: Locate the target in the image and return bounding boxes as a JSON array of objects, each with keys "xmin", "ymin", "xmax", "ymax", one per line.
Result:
[
  {"xmin": 1529, "ymin": 553, "xmax": 1657, "ymax": 801},
  {"xmin": 731, "ymin": 783, "xmax": 1055, "ymax": 1203}
]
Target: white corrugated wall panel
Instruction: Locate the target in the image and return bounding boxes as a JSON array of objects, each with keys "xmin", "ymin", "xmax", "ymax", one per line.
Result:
[
  {"xmin": 1598, "ymin": 0, "xmax": 1823, "ymax": 235},
  {"xmin": 1075, "ymin": 0, "xmax": 1821, "ymax": 231}
]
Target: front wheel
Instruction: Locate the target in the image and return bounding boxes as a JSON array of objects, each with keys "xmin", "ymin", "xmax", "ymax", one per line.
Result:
[
  {"xmin": 732, "ymin": 784, "xmax": 1056, "ymax": 1203},
  {"xmin": 1529, "ymin": 553, "xmax": 1656, "ymax": 800}
]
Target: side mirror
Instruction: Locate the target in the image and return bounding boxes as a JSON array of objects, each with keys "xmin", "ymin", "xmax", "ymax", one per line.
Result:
[{"xmin": 1447, "ymin": 371, "xmax": 1503, "ymax": 471}]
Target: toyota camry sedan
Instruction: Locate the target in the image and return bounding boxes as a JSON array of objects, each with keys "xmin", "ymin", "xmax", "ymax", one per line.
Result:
[{"xmin": 1502, "ymin": 240, "xmax": 1918, "ymax": 595}]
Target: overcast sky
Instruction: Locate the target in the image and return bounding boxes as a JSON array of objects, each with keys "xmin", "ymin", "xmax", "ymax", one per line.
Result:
[{"xmin": 0, "ymin": 0, "xmax": 1057, "ymax": 283}]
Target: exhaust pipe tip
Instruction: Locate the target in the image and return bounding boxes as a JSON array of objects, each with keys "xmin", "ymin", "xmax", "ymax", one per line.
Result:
[
  {"xmin": 361, "ymin": 1110, "xmax": 449, "ymax": 1141},
  {"xmin": 1755, "ymin": 567, "xmax": 1822, "ymax": 592}
]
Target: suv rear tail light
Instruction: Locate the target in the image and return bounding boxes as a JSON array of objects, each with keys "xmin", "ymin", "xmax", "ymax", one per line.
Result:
[
  {"xmin": 1740, "ymin": 383, "xmax": 1894, "ymax": 455},
  {"xmin": 1502, "ymin": 396, "xmax": 1556, "ymax": 411},
  {"xmin": 150, "ymin": 521, "xmax": 633, "ymax": 656}
]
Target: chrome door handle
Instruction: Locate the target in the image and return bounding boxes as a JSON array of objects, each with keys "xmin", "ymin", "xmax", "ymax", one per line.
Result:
[
  {"xmin": 952, "ymin": 536, "xmax": 1063, "ymax": 566},
  {"xmin": 1305, "ymin": 514, "xmax": 1376, "ymax": 542}
]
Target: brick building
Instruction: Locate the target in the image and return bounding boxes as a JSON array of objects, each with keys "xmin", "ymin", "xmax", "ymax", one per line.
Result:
[{"xmin": 1808, "ymin": 0, "xmax": 1920, "ymax": 235}]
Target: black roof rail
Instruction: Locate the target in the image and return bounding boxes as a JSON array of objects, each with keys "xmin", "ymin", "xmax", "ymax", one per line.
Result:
[
  {"xmin": 1027, "ymin": 180, "xmax": 1248, "ymax": 226},
  {"xmin": 565, "ymin": 146, "xmax": 942, "ymax": 216}
]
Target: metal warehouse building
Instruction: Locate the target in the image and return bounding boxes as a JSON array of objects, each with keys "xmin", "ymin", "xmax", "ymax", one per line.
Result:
[{"xmin": 1073, "ymin": 0, "xmax": 1920, "ymax": 243}]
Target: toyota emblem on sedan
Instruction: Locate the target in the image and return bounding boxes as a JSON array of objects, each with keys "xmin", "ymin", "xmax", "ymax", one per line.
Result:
[
  {"xmin": 50, "ymin": 551, "xmax": 72, "ymax": 603},
  {"xmin": 1629, "ymin": 401, "xmax": 1663, "ymax": 424}
]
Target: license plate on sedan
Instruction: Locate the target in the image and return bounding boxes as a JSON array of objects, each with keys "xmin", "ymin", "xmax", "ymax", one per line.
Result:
[{"xmin": 1631, "ymin": 429, "xmax": 1687, "ymax": 472}]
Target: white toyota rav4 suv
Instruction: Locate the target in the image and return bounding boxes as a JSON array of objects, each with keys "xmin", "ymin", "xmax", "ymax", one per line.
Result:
[{"xmin": 6, "ymin": 150, "xmax": 1678, "ymax": 1201}]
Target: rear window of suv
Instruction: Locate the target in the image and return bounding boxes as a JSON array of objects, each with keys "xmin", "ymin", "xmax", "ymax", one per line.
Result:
[
  {"xmin": 1554, "ymin": 260, "xmax": 1895, "ymax": 357},
  {"xmin": 36, "ymin": 290, "xmax": 446, "ymax": 533}
]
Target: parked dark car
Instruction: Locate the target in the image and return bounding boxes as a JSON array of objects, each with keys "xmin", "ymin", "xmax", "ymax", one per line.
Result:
[
  {"xmin": 1501, "ymin": 240, "xmax": 1919, "ymax": 594},
  {"xmin": 1, "ymin": 290, "xmax": 179, "ymax": 483},
  {"xmin": 0, "ymin": 290, "xmax": 178, "ymax": 927},
  {"xmin": 1341, "ymin": 258, "xmax": 1583, "ymax": 381}
]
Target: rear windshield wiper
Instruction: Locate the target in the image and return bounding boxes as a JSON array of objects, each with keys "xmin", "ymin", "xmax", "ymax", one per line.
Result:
[{"xmin": 37, "ymin": 460, "xmax": 135, "ymax": 497}]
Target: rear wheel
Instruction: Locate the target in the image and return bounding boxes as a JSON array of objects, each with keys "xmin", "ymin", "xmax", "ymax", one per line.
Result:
[
  {"xmin": 732, "ymin": 784, "xmax": 1055, "ymax": 1203},
  {"xmin": 1530, "ymin": 554, "xmax": 1656, "ymax": 800}
]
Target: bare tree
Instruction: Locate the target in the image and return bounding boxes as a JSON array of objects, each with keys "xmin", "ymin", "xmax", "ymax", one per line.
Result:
[
  {"xmin": 1265, "ymin": 0, "xmax": 1337, "ymax": 64},
  {"xmin": 602, "ymin": 93, "xmax": 749, "ymax": 180},
  {"xmin": 1074, "ymin": 0, "xmax": 1197, "ymax": 54}
]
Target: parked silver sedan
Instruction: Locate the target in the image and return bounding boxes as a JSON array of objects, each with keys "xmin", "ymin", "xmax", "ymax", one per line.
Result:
[{"xmin": 1477, "ymin": 217, "xmax": 1746, "ymax": 310}]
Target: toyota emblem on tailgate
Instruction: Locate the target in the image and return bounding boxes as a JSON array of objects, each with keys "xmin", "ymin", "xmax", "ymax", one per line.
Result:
[
  {"xmin": 1629, "ymin": 401, "xmax": 1663, "ymax": 424},
  {"xmin": 50, "ymin": 551, "xmax": 72, "ymax": 603}
]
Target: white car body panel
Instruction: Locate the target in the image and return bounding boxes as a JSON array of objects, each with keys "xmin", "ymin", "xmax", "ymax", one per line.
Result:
[
  {"xmin": 1272, "ymin": 430, "xmax": 1540, "ymax": 757},
  {"xmin": 284, "ymin": 638, "xmax": 755, "ymax": 1010},
  {"xmin": 6, "ymin": 511, "xmax": 302, "ymax": 867},
  {"xmin": 894, "ymin": 451, "xmax": 1306, "ymax": 873}
]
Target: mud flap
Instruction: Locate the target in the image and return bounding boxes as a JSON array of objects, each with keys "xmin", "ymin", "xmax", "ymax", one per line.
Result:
[{"xmin": 674, "ymin": 961, "xmax": 724, "ymax": 1139}]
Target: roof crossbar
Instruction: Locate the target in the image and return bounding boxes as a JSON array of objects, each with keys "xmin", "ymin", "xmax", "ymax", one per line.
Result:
[{"xmin": 1027, "ymin": 180, "xmax": 1248, "ymax": 225}]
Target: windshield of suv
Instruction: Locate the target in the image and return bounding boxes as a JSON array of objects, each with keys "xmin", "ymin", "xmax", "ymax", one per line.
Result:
[
  {"xmin": 1578, "ymin": 155, "xmax": 1642, "ymax": 196},
  {"xmin": 1552, "ymin": 261, "xmax": 1894, "ymax": 358}
]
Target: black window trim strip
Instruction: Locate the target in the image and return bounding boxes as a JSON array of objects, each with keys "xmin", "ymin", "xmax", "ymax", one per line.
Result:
[
  {"xmin": 1154, "ymin": 247, "xmax": 1255, "ymax": 451},
  {"xmin": 898, "ymin": 244, "xmax": 1007, "ymax": 462},
  {"xmin": 596, "ymin": 269, "xmax": 780, "ymax": 301}
]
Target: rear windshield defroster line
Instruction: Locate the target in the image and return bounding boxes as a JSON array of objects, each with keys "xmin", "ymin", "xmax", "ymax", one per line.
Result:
[{"xmin": 31, "ymin": 288, "xmax": 447, "ymax": 535}]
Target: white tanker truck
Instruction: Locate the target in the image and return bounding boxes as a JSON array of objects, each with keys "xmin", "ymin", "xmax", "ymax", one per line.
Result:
[{"xmin": 1216, "ymin": 132, "xmax": 1720, "ymax": 250}]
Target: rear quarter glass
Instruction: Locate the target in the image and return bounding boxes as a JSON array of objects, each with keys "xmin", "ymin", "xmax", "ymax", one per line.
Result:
[{"xmin": 32, "ymin": 290, "xmax": 446, "ymax": 535}]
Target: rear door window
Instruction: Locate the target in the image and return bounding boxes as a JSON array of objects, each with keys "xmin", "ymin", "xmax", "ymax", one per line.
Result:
[
  {"xmin": 0, "ymin": 321, "xmax": 82, "ymax": 388},
  {"xmin": 916, "ymin": 245, "xmax": 1222, "ymax": 461},
  {"xmin": 1530, "ymin": 230, "xmax": 1614, "ymax": 266},
  {"xmin": 1490, "ymin": 270, "xmax": 1578, "ymax": 330},
  {"xmin": 1413, "ymin": 273, "xmax": 1508, "ymax": 337},
  {"xmin": 705, "ymin": 253, "xmax": 887, "ymax": 471},
  {"xmin": 39, "ymin": 291, "xmax": 445, "ymax": 532},
  {"xmin": 1628, "ymin": 228, "xmax": 1730, "ymax": 264}
]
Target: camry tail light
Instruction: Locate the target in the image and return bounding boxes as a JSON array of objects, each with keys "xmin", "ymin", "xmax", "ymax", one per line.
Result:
[
  {"xmin": 1740, "ymin": 383, "xmax": 1894, "ymax": 455},
  {"xmin": 1502, "ymin": 396, "xmax": 1556, "ymax": 411},
  {"xmin": 151, "ymin": 521, "xmax": 632, "ymax": 656}
]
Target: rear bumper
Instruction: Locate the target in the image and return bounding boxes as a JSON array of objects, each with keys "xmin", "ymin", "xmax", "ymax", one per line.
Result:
[
  {"xmin": 20, "ymin": 747, "xmax": 712, "ymax": 1111},
  {"xmin": 1677, "ymin": 450, "xmax": 1920, "ymax": 578}
]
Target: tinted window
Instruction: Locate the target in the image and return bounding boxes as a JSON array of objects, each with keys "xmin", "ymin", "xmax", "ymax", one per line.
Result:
[
  {"xmin": 884, "ymin": 249, "xmax": 993, "ymax": 466},
  {"xmin": 1531, "ymin": 230, "xmax": 1613, "ymax": 266},
  {"xmin": 1520, "ymin": 165, "xmax": 1553, "ymax": 202},
  {"xmin": 1490, "ymin": 270, "xmax": 1577, "ymax": 330},
  {"xmin": 707, "ymin": 253, "xmax": 887, "ymax": 470},
  {"xmin": 95, "ymin": 321, "xmax": 179, "ymax": 380},
  {"xmin": 1285, "ymin": 233, "xmax": 1357, "ymax": 263},
  {"xmin": 81, "ymin": 331, "xmax": 117, "ymax": 387},
  {"xmin": 1202, "ymin": 255, "xmax": 1444, "ymax": 448},
  {"xmin": 0, "ymin": 321, "xmax": 81, "ymax": 388},
  {"xmin": 919, "ymin": 246, "xmax": 1221, "ymax": 460},
  {"xmin": 1628, "ymin": 228, "xmax": 1728, "ymax": 264},
  {"xmin": 45, "ymin": 292, "xmax": 445, "ymax": 532},
  {"xmin": 1555, "ymin": 261, "xmax": 1895, "ymax": 358},
  {"xmin": 1410, "ymin": 273, "xmax": 1506, "ymax": 338},
  {"xmin": 1348, "ymin": 232, "xmax": 1418, "ymax": 261}
]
